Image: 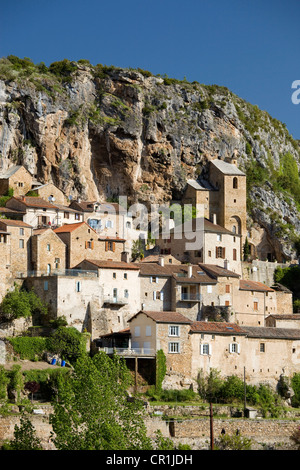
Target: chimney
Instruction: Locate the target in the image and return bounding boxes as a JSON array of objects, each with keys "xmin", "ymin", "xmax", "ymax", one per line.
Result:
[
  {"xmin": 224, "ymin": 259, "xmax": 230, "ymax": 270},
  {"xmin": 212, "ymin": 213, "xmax": 217, "ymax": 225},
  {"xmin": 188, "ymin": 264, "xmax": 193, "ymax": 278},
  {"xmin": 158, "ymin": 255, "xmax": 164, "ymax": 267},
  {"xmin": 121, "ymin": 251, "xmax": 129, "ymax": 263}
]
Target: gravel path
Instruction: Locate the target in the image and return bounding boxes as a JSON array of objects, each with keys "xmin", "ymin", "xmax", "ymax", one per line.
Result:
[{"xmin": 3, "ymin": 360, "xmax": 62, "ymax": 371}]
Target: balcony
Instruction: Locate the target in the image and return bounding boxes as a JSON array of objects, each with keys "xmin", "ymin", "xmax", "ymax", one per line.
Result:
[
  {"xmin": 99, "ymin": 347, "xmax": 155, "ymax": 357},
  {"xmin": 180, "ymin": 293, "xmax": 202, "ymax": 302},
  {"xmin": 103, "ymin": 296, "xmax": 128, "ymax": 306}
]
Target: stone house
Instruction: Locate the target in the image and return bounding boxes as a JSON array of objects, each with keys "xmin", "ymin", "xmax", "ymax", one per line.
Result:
[
  {"xmin": 0, "ymin": 165, "xmax": 33, "ymax": 196},
  {"xmin": 69, "ymin": 200, "xmax": 147, "ymax": 254},
  {"xmin": 0, "ymin": 219, "xmax": 32, "ymax": 277},
  {"xmin": 30, "ymin": 228, "xmax": 66, "ymax": 274},
  {"xmin": 128, "ymin": 310, "xmax": 193, "ymax": 383},
  {"xmin": 182, "ymin": 157, "xmax": 247, "ymax": 244},
  {"xmin": 189, "ymin": 321, "xmax": 300, "ymax": 388},
  {"xmin": 265, "ymin": 314, "xmax": 300, "ymax": 329},
  {"xmin": 53, "ymin": 222, "xmax": 126, "ymax": 268},
  {"xmin": 75, "ymin": 259, "xmax": 141, "ymax": 333},
  {"xmin": 29, "ymin": 182, "xmax": 67, "ymax": 205},
  {"xmin": 5, "ymin": 196, "xmax": 83, "ymax": 228},
  {"xmin": 0, "ymin": 228, "xmax": 12, "ymax": 300},
  {"xmin": 156, "ymin": 217, "xmax": 242, "ymax": 275},
  {"xmin": 25, "ymin": 271, "xmax": 101, "ymax": 333},
  {"xmin": 122, "ymin": 311, "xmax": 300, "ymax": 389},
  {"xmin": 233, "ymin": 279, "xmax": 277, "ymax": 327}
]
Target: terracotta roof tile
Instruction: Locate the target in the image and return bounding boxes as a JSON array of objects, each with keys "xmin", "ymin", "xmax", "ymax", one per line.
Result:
[
  {"xmin": 137, "ymin": 263, "xmax": 216, "ymax": 283},
  {"xmin": 242, "ymin": 326, "xmax": 300, "ymax": 340},
  {"xmin": 129, "ymin": 310, "xmax": 192, "ymax": 324},
  {"xmin": 14, "ymin": 196, "xmax": 59, "ymax": 209},
  {"xmin": 198, "ymin": 264, "xmax": 240, "ymax": 278},
  {"xmin": 0, "ymin": 219, "xmax": 32, "ymax": 228},
  {"xmin": 53, "ymin": 221, "xmax": 89, "ymax": 233},
  {"xmin": 190, "ymin": 321, "xmax": 246, "ymax": 335},
  {"xmin": 239, "ymin": 279, "xmax": 274, "ymax": 292},
  {"xmin": 82, "ymin": 259, "xmax": 140, "ymax": 270}
]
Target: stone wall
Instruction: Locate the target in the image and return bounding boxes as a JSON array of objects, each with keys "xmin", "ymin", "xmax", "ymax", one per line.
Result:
[{"xmin": 0, "ymin": 405, "xmax": 299, "ymax": 450}]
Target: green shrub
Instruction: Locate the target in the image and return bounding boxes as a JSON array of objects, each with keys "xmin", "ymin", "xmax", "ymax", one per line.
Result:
[
  {"xmin": 46, "ymin": 326, "xmax": 86, "ymax": 363},
  {"xmin": 0, "ymin": 287, "xmax": 48, "ymax": 322},
  {"xmin": 8, "ymin": 337, "xmax": 48, "ymax": 361}
]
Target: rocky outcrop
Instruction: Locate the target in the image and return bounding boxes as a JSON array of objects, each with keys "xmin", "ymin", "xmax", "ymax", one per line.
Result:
[{"xmin": 0, "ymin": 59, "xmax": 299, "ymax": 258}]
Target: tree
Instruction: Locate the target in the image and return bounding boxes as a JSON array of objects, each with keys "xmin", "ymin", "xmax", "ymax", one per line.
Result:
[
  {"xmin": 49, "ymin": 353, "xmax": 154, "ymax": 450},
  {"xmin": 6, "ymin": 414, "xmax": 43, "ymax": 450},
  {"xmin": 243, "ymin": 237, "xmax": 251, "ymax": 261},
  {"xmin": 0, "ymin": 286, "xmax": 47, "ymax": 322},
  {"xmin": 46, "ymin": 326, "xmax": 87, "ymax": 364},
  {"xmin": 131, "ymin": 239, "xmax": 144, "ymax": 261}
]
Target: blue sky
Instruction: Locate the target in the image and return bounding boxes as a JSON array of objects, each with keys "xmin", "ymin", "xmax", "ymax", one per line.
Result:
[{"xmin": 1, "ymin": 0, "xmax": 299, "ymax": 138}]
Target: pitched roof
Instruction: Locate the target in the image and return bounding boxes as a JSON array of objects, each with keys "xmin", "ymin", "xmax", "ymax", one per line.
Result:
[
  {"xmin": 171, "ymin": 217, "xmax": 235, "ymax": 236},
  {"xmin": 81, "ymin": 259, "xmax": 140, "ymax": 270},
  {"xmin": 13, "ymin": 196, "xmax": 59, "ymax": 209},
  {"xmin": 137, "ymin": 262, "xmax": 216, "ymax": 283},
  {"xmin": 198, "ymin": 264, "xmax": 240, "ymax": 278},
  {"xmin": 266, "ymin": 314, "xmax": 300, "ymax": 320},
  {"xmin": 70, "ymin": 200, "xmax": 127, "ymax": 214},
  {"xmin": 53, "ymin": 221, "xmax": 87, "ymax": 233},
  {"xmin": 239, "ymin": 279, "xmax": 274, "ymax": 292},
  {"xmin": 0, "ymin": 165, "xmax": 27, "ymax": 178},
  {"xmin": 0, "ymin": 219, "xmax": 32, "ymax": 228},
  {"xmin": 242, "ymin": 326, "xmax": 300, "ymax": 340},
  {"xmin": 190, "ymin": 321, "xmax": 246, "ymax": 335},
  {"xmin": 141, "ymin": 254, "xmax": 181, "ymax": 264},
  {"xmin": 210, "ymin": 159, "xmax": 245, "ymax": 176},
  {"xmin": 129, "ymin": 310, "xmax": 192, "ymax": 324}
]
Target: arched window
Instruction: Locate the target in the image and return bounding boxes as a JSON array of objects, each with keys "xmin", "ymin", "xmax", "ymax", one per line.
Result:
[{"xmin": 233, "ymin": 177, "xmax": 238, "ymax": 189}]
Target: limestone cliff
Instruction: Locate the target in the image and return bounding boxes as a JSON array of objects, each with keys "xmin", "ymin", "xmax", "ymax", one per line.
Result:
[{"xmin": 0, "ymin": 57, "xmax": 299, "ymax": 259}]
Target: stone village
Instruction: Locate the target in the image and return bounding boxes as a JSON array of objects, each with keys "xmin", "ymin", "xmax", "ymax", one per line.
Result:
[{"xmin": 0, "ymin": 157, "xmax": 300, "ymax": 392}]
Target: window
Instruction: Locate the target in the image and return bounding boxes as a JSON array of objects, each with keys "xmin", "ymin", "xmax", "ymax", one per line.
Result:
[
  {"xmin": 19, "ymin": 239, "xmax": 24, "ymax": 249},
  {"xmin": 44, "ymin": 281, "xmax": 48, "ymax": 291},
  {"xmin": 19, "ymin": 228, "xmax": 24, "ymax": 236},
  {"xmin": 208, "ymin": 250, "xmax": 212, "ymax": 257},
  {"xmin": 18, "ymin": 182, "xmax": 24, "ymax": 187},
  {"xmin": 254, "ymin": 301, "xmax": 258, "ymax": 311},
  {"xmin": 146, "ymin": 326, "xmax": 151, "ymax": 336},
  {"xmin": 207, "ymin": 285, "xmax": 213, "ymax": 293},
  {"xmin": 64, "ymin": 212, "xmax": 70, "ymax": 219},
  {"xmin": 124, "ymin": 273, "xmax": 127, "ymax": 279},
  {"xmin": 76, "ymin": 281, "xmax": 81, "ymax": 292},
  {"xmin": 55, "ymin": 258, "xmax": 60, "ymax": 268},
  {"xmin": 233, "ymin": 248, "xmax": 237, "ymax": 260},
  {"xmin": 124, "ymin": 289, "xmax": 129, "ymax": 298},
  {"xmin": 106, "ymin": 220, "xmax": 113, "ymax": 228},
  {"xmin": 225, "ymin": 300, "xmax": 230, "ymax": 306},
  {"xmin": 75, "ymin": 213, "xmax": 80, "ymax": 220},
  {"xmin": 217, "ymin": 234, "xmax": 222, "ymax": 242},
  {"xmin": 47, "ymin": 243, "xmax": 51, "ymax": 251},
  {"xmin": 126, "ymin": 221, "xmax": 131, "ymax": 229},
  {"xmin": 260, "ymin": 343, "xmax": 265, "ymax": 352},
  {"xmin": 168, "ymin": 342, "xmax": 180, "ymax": 353},
  {"xmin": 134, "ymin": 326, "xmax": 140, "ymax": 337},
  {"xmin": 216, "ymin": 246, "xmax": 225, "ymax": 258},
  {"xmin": 169, "ymin": 325, "xmax": 179, "ymax": 337},
  {"xmin": 233, "ymin": 177, "xmax": 238, "ymax": 189},
  {"xmin": 113, "ymin": 272, "xmax": 116, "ymax": 279},
  {"xmin": 200, "ymin": 344, "xmax": 211, "ymax": 355},
  {"xmin": 229, "ymin": 343, "xmax": 240, "ymax": 353},
  {"xmin": 150, "ymin": 276, "xmax": 158, "ymax": 283},
  {"xmin": 105, "ymin": 241, "xmax": 114, "ymax": 252},
  {"xmin": 86, "ymin": 241, "xmax": 94, "ymax": 249},
  {"xmin": 225, "ymin": 285, "xmax": 230, "ymax": 293}
]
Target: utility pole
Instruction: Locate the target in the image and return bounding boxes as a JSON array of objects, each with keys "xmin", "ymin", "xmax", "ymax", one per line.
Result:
[
  {"xmin": 244, "ymin": 366, "xmax": 247, "ymax": 416},
  {"xmin": 210, "ymin": 402, "xmax": 214, "ymax": 450}
]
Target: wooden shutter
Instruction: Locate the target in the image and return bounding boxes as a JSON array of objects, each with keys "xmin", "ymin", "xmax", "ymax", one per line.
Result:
[
  {"xmin": 91, "ymin": 241, "xmax": 94, "ymax": 250},
  {"xmin": 105, "ymin": 241, "xmax": 108, "ymax": 251},
  {"xmin": 222, "ymin": 247, "xmax": 226, "ymax": 258},
  {"xmin": 113, "ymin": 242, "xmax": 116, "ymax": 252}
]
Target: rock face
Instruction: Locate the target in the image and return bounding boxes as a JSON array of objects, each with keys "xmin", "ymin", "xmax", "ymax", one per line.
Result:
[{"xmin": 0, "ymin": 59, "xmax": 299, "ymax": 258}]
